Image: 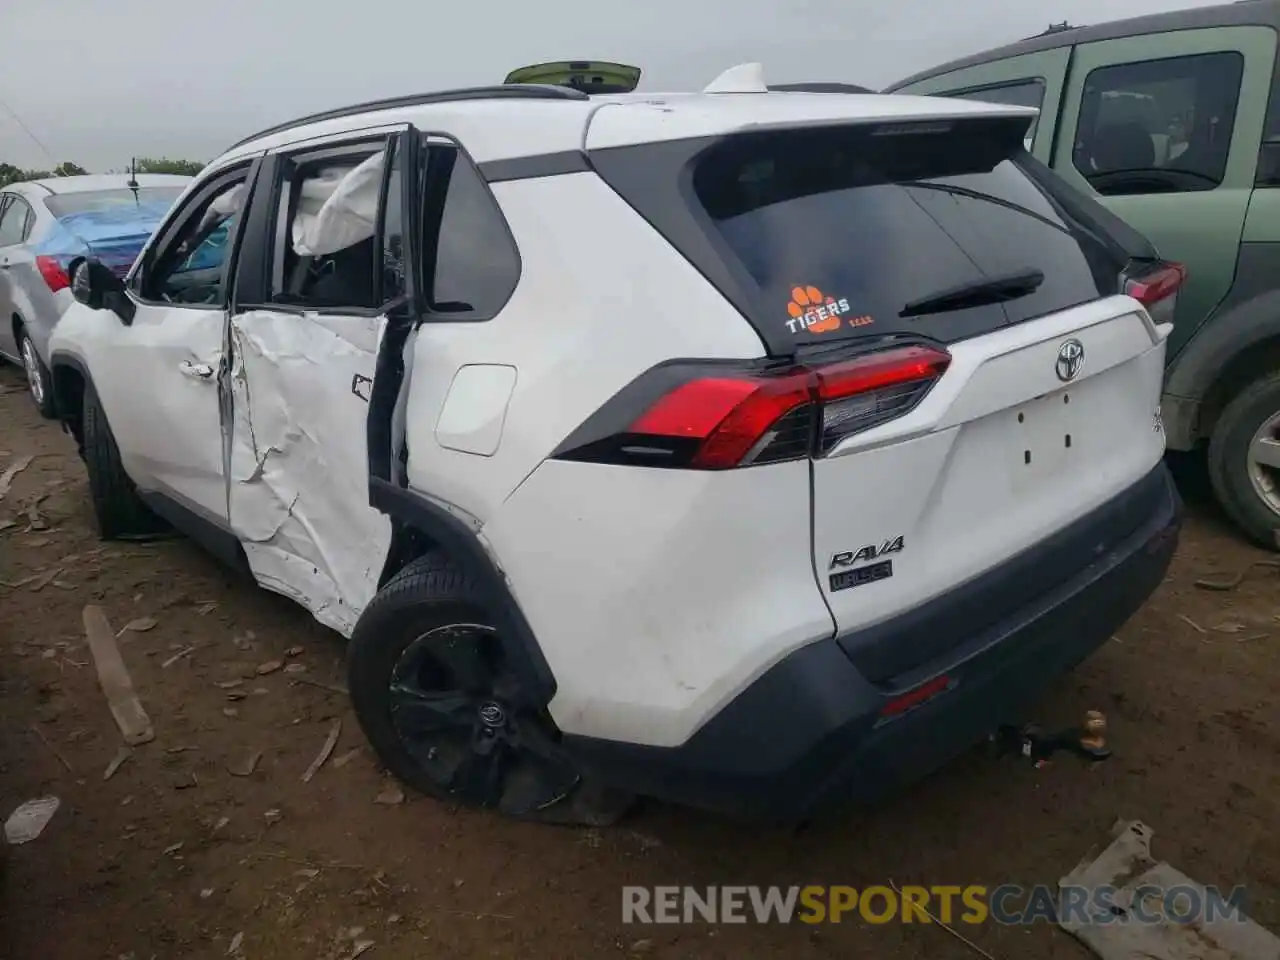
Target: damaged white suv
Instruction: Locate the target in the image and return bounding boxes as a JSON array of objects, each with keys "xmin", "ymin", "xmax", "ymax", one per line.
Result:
[{"xmin": 49, "ymin": 65, "xmax": 1182, "ymax": 824}]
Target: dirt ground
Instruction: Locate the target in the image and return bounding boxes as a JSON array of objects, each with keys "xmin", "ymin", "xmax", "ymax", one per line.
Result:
[{"xmin": 0, "ymin": 363, "xmax": 1277, "ymax": 960}]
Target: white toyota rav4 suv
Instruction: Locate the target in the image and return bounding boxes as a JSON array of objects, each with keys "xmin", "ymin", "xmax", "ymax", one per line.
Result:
[{"xmin": 50, "ymin": 65, "xmax": 1182, "ymax": 824}]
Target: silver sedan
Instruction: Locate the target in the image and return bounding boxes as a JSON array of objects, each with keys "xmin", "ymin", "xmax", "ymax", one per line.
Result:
[{"xmin": 0, "ymin": 173, "xmax": 192, "ymax": 415}]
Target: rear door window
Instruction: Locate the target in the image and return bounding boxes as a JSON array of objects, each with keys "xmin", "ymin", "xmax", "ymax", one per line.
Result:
[
  {"xmin": 1072, "ymin": 52, "xmax": 1244, "ymax": 195},
  {"xmin": 692, "ymin": 120, "xmax": 1126, "ymax": 346},
  {"xmin": 0, "ymin": 196, "xmax": 31, "ymax": 246}
]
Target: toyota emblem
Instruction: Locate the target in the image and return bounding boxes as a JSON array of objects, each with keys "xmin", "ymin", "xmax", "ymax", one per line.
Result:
[{"xmin": 1055, "ymin": 339, "xmax": 1085, "ymax": 382}]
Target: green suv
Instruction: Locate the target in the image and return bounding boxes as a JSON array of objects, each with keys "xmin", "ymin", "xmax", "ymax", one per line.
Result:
[{"xmin": 890, "ymin": 0, "xmax": 1280, "ymax": 549}]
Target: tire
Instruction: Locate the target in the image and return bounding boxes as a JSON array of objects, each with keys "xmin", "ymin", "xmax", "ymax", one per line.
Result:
[
  {"xmin": 81, "ymin": 381, "xmax": 167, "ymax": 540},
  {"xmin": 1208, "ymin": 372, "xmax": 1280, "ymax": 551},
  {"xmin": 347, "ymin": 551, "xmax": 634, "ymax": 825},
  {"xmin": 16, "ymin": 326, "xmax": 55, "ymax": 419}
]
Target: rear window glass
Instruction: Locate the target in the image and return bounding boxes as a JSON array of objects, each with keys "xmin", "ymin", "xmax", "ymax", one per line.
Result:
[
  {"xmin": 693, "ymin": 121, "xmax": 1125, "ymax": 345},
  {"xmin": 44, "ymin": 187, "xmax": 187, "ymax": 218}
]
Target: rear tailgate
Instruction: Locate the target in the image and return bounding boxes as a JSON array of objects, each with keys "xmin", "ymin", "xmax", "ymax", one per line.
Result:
[
  {"xmin": 813, "ymin": 299, "xmax": 1167, "ymax": 680},
  {"xmin": 689, "ymin": 115, "xmax": 1173, "ymax": 679},
  {"xmin": 592, "ymin": 107, "xmax": 1175, "ymax": 682}
]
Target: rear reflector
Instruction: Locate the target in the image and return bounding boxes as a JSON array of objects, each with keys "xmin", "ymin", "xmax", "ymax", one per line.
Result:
[
  {"xmin": 35, "ymin": 255, "xmax": 70, "ymax": 293},
  {"xmin": 1124, "ymin": 262, "xmax": 1184, "ymax": 308},
  {"xmin": 880, "ymin": 673, "xmax": 955, "ymax": 718},
  {"xmin": 555, "ymin": 344, "xmax": 951, "ymax": 470}
]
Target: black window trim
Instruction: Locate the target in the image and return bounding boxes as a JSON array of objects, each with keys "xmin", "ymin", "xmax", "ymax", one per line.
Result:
[
  {"xmin": 1071, "ymin": 49, "xmax": 1247, "ymax": 193},
  {"xmin": 12, "ymin": 196, "xmax": 33, "ymax": 242},
  {"xmin": 415, "ymin": 133, "xmax": 523, "ymax": 325},
  {"xmin": 239, "ymin": 133, "xmax": 395, "ymax": 319},
  {"xmin": 938, "ymin": 76, "xmax": 1048, "ymax": 103},
  {"xmin": 231, "ymin": 128, "xmax": 521, "ymax": 324},
  {"xmin": 1256, "ymin": 46, "xmax": 1280, "ymax": 187},
  {"xmin": 130, "ymin": 158, "xmax": 262, "ymax": 311}
]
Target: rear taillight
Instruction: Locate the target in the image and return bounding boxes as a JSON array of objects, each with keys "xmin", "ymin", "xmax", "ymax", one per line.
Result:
[
  {"xmin": 553, "ymin": 344, "xmax": 951, "ymax": 470},
  {"xmin": 1124, "ymin": 261, "xmax": 1184, "ymax": 325},
  {"xmin": 35, "ymin": 255, "xmax": 70, "ymax": 293}
]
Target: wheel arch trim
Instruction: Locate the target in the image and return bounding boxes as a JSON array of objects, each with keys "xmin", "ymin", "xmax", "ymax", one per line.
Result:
[
  {"xmin": 1163, "ymin": 289, "xmax": 1280, "ymax": 448},
  {"xmin": 369, "ymin": 477, "xmax": 558, "ymax": 707}
]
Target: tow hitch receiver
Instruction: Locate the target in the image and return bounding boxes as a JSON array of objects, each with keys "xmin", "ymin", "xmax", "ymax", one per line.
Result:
[{"xmin": 991, "ymin": 710, "xmax": 1111, "ymax": 768}]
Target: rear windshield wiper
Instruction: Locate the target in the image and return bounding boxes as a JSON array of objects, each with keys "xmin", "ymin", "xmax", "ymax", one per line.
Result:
[{"xmin": 899, "ymin": 267, "xmax": 1045, "ymax": 319}]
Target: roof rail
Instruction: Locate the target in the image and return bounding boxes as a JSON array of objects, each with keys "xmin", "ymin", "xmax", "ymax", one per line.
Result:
[
  {"xmin": 768, "ymin": 82, "xmax": 874, "ymax": 94},
  {"xmin": 227, "ymin": 83, "xmax": 588, "ymax": 150}
]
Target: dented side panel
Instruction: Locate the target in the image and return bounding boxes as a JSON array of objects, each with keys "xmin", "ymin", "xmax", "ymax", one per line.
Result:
[{"xmin": 228, "ymin": 308, "xmax": 391, "ymax": 635}]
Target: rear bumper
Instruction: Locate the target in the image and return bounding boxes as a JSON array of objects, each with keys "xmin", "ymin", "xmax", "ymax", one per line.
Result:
[{"xmin": 564, "ymin": 462, "xmax": 1181, "ymax": 820}]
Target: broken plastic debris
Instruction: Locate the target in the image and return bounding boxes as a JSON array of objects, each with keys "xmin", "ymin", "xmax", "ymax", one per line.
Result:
[
  {"xmin": 1059, "ymin": 819, "xmax": 1280, "ymax": 960},
  {"xmin": 5, "ymin": 796, "xmax": 60, "ymax": 844}
]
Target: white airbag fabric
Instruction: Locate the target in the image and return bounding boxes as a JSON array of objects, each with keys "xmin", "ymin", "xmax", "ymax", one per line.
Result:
[{"xmin": 291, "ymin": 150, "xmax": 385, "ymax": 257}]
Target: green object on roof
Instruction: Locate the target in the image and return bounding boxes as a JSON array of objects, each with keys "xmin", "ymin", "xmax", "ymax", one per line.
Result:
[{"xmin": 504, "ymin": 61, "xmax": 642, "ymax": 94}]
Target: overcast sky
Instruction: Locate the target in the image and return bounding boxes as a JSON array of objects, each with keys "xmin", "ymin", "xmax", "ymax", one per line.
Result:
[{"xmin": 1, "ymin": 0, "xmax": 1209, "ymax": 172}]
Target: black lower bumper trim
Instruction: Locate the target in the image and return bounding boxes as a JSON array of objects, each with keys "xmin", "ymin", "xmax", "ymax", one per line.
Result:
[{"xmin": 563, "ymin": 463, "xmax": 1181, "ymax": 821}]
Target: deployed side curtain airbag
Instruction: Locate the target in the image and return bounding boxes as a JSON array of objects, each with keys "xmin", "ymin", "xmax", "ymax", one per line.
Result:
[{"xmin": 291, "ymin": 150, "xmax": 385, "ymax": 257}]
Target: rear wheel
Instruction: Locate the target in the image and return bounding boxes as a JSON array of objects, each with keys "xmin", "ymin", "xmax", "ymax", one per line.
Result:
[
  {"xmin": 82, "ymin": 382, "xmax": 168, "ymax": 540},
  {"xmin": 347, "ymin": 552, "xmax": 633, "ymax": 825},
  {"xmin": 1208, "ymin": 372, "xmax": 1280, "ymax": 550},
  {"xmin": 16, "ymin": 326, "xmax": 55, "ymax": 419}
]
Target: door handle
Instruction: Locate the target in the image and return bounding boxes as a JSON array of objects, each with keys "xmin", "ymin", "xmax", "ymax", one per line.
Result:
[{"xmin": 179, "ymin": 361, "xmax": 215, "ymax": 380}]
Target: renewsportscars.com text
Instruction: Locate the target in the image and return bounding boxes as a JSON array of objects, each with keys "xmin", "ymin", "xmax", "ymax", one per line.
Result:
[{"xmin": 622, "ymin": 884, "xmax": 1249, "ymax": 926}]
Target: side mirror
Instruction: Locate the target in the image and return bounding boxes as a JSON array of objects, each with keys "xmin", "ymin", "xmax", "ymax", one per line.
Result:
[{"xmin": 68, "ymin": 257, "xmax": 136, "ymax": 326}]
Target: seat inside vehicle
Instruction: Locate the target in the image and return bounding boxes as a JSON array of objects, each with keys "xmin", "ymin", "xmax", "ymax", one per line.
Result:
[{"xmin": 276, "ymin": 150, "xmax": 384, "ymax": 309}]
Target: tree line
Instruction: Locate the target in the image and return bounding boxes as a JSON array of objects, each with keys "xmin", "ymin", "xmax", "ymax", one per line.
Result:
[{"xmin": 0, "ymin": 157, "xmax": 205, "ymax": 187}]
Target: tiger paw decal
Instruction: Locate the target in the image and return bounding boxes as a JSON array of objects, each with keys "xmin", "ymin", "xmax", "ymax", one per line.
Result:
[{"xmin": 786, "ymin": 286, "xmax": 850, "ymax": 335}]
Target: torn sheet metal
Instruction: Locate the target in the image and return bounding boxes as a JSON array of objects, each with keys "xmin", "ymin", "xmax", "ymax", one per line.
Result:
[
  {"xmin": 228, "ymin": 309, "xmax": 390, "ymax": 636},
  {"xmin": 1059, "ymin": 819, "xmax": 1280, "ymax": 960},
  {"xmin": 291, "ymin": 151, "xmax": 384, "ymax": 257}
]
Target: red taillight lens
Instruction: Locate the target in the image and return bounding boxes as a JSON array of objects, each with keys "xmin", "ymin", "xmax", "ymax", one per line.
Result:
[
  {"xmin": 1124, "ymin": 262, "xmax": 1184, "ymax": 308},
  {"xmin": 35, "ymin": 255, "xmax": 70, "ymax": 293},
  {"xmin": 616, "ymin": 344, "xmax": 951, "ymax": 470}
]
